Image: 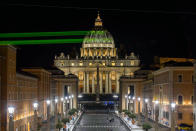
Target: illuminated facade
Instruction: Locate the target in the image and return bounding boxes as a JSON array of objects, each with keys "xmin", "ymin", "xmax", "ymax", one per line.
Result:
[
  {"xmin": 153, "ymin": 67, "xmax": 194, "ymax": 127},
  {"xmin": 22, "ymin": 68, "xmax": 51, "ymax": 120},
  {"xmin": 0, "ymin": 46, "xmax": 39, "ymax": 131},
  {"xmin": 54, "ymin": 13, "xmax": 140, "ymax": 95}
]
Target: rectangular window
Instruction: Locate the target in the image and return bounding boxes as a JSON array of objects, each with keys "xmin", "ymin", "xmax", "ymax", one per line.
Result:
[
  {"xmin": 178, "ymin": 112, "xmax": 183, "ymax": 120},
  {"xmin": 178, "ymin": 75, "xmax": 182, "ymax": 82},
  {"xmin": 192, "ymin": 75, "xmax": 194, "ymax": 83}
]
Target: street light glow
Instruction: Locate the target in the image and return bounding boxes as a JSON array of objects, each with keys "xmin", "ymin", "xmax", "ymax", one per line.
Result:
[
  {"xmin": 138, "ymin": 97, "xmax": 141, "ymax": 101},
  {"xmin": 145, "ymin": 99, "xmax": 148, "ymax": 103},
  {"xmin": 171, "ymin": 103, "xmax": 176, "ymax": 108},
  {"xmin": 8, "ymin": 106, "xmax": 15, "ymax": 114},
  {"xmin": 78, "ymin": 94, "xmax": 82, "ymax": 98},
  {"xmin": 113, "ymin": 95, "xmax": 118, "ymax": 98},
  {"xmin": 65, "ymin": 97, "xmax": 68, "ymax": 100},
  {"xmin": 132, "ymin": 96, "xmax": 135, "ymax": 100},
  {"xmin": 33, "ymin": 102, "xmax": 38, "ymax": 110},
  {"xmin": 128, "ymin": 96, "xmax": 131, "ymax": 99},
  {"xmin": 61, "ymin": 97, "xmax": 64, "ymax": 101},
  {"xmin": 72, "ymin": 94, "xmax": 74, "ymax": 98},
  {"xmin": 55, "ymin": 98, "xmax": 58, "ymax": 103},
  {"xmin": 155, "ymin": 100, "xmax": 159, "ymax": 104},
  {"xmin": 125, "ymin": 95, "xmax": 127, "ymax": 98},
  {"xmin": 46, "ymin": 100, "xmax": 50, "ymax": 105}
]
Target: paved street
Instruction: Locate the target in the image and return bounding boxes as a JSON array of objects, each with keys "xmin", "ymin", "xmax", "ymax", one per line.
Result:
[{"xmin": 75, "ymin": 112, "xmax": 129, "ymax": 131}]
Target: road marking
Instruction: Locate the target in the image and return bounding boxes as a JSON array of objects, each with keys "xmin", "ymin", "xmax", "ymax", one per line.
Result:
[{"xmin": 76, "ymin": 125, "xmax": 123, "ymax": 128}]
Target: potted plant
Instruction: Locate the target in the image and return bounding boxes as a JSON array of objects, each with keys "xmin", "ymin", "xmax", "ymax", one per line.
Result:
[
  {"xmin": 56, "ymin": 120, "xmax": 63, "ymax": 131},
  {"xmin": 128, "ymin": 113, "xmax": 136, "ymax": 124},
  {"xmin": 122, "ymin": 109, "xmax": 128, "ymax": 117},
  {"xmin": 142, "ymin": 123, "xmax": 152, "ymax": 131}
]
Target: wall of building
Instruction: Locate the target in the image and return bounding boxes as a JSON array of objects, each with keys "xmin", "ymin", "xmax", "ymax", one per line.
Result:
[
  {"xmin": 13, "ymin": 73, "xmax": 38, "ymax": 131},
  {"xmin": 22, "ymin": 68, "xmax": 51, "ymax": 120},
  {"xmin": 0, "ymin": 45, "xmax": 16, "ymax": 131},
  {"xmin": 173, "ymin": 70, "xmax": 193, "ymax": 125},
  {"xmin": 152, "ymin": 67, "xmax": 194, "ymax": 127}
]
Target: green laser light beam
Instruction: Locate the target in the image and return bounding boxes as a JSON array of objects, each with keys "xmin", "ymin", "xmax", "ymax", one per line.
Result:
[
  {"xmin": 0, "ymin": 31, "xmax": 88, "ymax": 38},
  {"xmin": 0, "ymin": 39, "xmax": 84, "ymax": 45}
]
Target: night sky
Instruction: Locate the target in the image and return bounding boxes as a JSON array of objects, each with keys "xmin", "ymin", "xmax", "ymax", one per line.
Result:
[{"xmin": 1, "ymin": 1, "xmax": 196, "ymax": 68}]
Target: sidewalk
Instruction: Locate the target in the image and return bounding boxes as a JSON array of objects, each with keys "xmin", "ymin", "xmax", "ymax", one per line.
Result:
[
  {"xmin": 140, "ymin": 115, "xmax": 170, "ymax": 131},
  {"xmin": 115, "ymin": 112, "xmax": 143, "ymax": 131}
]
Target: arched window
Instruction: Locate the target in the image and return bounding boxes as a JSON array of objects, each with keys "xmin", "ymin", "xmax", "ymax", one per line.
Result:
[{"xmin": 178, "ymin": 95, "xmax": 183, "ymax": 105}]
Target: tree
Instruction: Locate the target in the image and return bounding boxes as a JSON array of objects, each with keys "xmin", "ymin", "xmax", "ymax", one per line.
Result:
[
  {"xmin": 68, "ymin": 110, "xmax": 75, "ymax": 116},
  {"xmin": 142, "ymin": 123, "xmax": 152, "ymax": 131},
  {"xmin": 62, "ymin": 118, "xmax": 70, "ymax": 125},
  {"xmin": 56, "ymin": 120, "xmax": 63, "ymax": 131},
  {"xmin": 37, "ymin": 123, "xmax": 41, "ymax": 131},
  {"xmin": 128, "ymin": 113, "xmax": 136, "ymax": 119}
]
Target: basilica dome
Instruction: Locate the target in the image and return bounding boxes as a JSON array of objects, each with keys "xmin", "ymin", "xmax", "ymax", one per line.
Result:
[
  {"xmin": 82, "ymin": 13, "xmax": 115, "ymax": 49},
  {"xmin": 80, "ymin": 13, "xmax": 117, "ymax": 58}
]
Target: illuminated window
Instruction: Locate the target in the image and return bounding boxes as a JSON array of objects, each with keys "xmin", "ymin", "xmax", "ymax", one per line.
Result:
[
  {"xmin": 130, "ymin": 72, "xmax": 134, "ymax": 77},
  {"xmin": 102, "ymin": 62, "xmax": 105, "ymax": 66},
  {"xmin": 178, "ymin": 95, "xmax": 183, "ymax": 104},
  {"xmin": 130, "ymin": 60, "xmax": 134, "ymax": 66},
  {"xmin": 178, "ymin": 112, "xmax": 183, "ymax": 120},
  {"xmin": 178, "ymin": 75, "xmax": 182, "ymax": 82},
  {"xmin": 78, "ymin": 72, "xmax": 83, "ymax": 80},
  {"xmin": 89, "ymin": 63, "xmax": 92, "ymax": 66},
  {"xmin": 111, "ymin": 72, "xmax": 116, "ymax": 80},
  {"xmin": 79, "ymin": 63, "xmax": 83, "ymax": 66},
  {"xmin": 103, "ymin": 74, "xmax": 106, "ymax": 80},
  {"xmin": 120, "ymin": 63, "xmax": 123, "ymax": 66},
  {"xmin": 112, "ymin": 62, "xmax": 115, "ymax": 66},
  {"xmin": 71, "ymin": 63, "xmax": 75, "ymax": 66}
]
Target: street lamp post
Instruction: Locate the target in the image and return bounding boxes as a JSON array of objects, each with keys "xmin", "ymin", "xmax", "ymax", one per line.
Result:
[
  {"xmin": 154, "ymin": 100, "xmax": 159, "ymax": 131},
  {"xmin": 8, "ymin": 106, "xmax": 15, "ymax": 131},
  {"xmin": 65, "ymin": 97, "xmax": 68, "ymax": 117},
  {"xmin": 71, "ymin": 95, "xmax": 74, "ymax": 109},
  {"xmin": 137, "ymin": 97, "xmax": 141, "ymax": 125},
  {"xmin": 61, "ymin": 97, "xmax": 64, "ymax": 118},
  {"xmin": 125, "ymin": 95, "xmax": 127, "ymax": 110},
  {"xmin": 55, "ymin": 98, "xmax": 58, "ymax": 124},
  {"xmin": 171, "ymin": 102, "xmax": 176, "ymax": 131},
  {"xmin": 69, "ymin": 96, "xmax": 72, "ymax": 109},
  {"xmin": 132, "ymin": 96, "xmax": 135, "ymax": 113},
  {"xmin": 128, "ymin": 96, "xmax": 131, "ymax": 112},
  {"xmin": 33, "ymin": 102, "xmax": 38, "ymax": 131},
  {"xmin": 145, "ymin": 99, "xmax": 148, "ymax": 122},
  {"xmin": 46, "ymin": 100, "xmax": 51, "ymax": 131}
]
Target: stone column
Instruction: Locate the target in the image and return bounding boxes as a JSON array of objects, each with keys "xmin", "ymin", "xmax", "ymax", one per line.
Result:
[
  {"xmin": 100, "ymin": 71, "xmax": 103, "ymax": 94},
  {"xmin": 116, "ymin": 73, "xmax": 120, "ymax": 93},
  {"xmin": 9, "ymin": 116, "xmax": 14, "ymax": 131},
  {"xmin": 109, "ymin": 72, "xmax": 112, "ymax": 93},
  {"xmin": 92, "ymin": 73, "xmax": 95, "ymax": 94},
  {"xmin": 83, "ymin": 72, "xmax": 86, "ymax": 93},
  {"xmin": 87, "ymin": 72, "xmax": 89, "ymax": 93},
  {"xmin": 105, "ymin": 72, "xmax": 109, "ymax": 94}
]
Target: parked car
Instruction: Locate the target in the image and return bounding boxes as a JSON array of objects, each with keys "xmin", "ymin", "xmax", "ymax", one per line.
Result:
[{"xmin": 178, "ymin": 123, "xmax": 192, "ymax": 131}]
